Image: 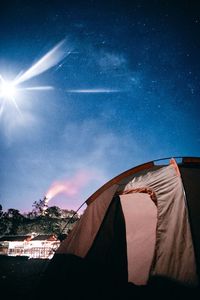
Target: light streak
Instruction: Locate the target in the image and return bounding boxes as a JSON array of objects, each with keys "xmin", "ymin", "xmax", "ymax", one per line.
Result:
[
  {"xmin": 14, "ymin": 39, "xmax": 71, "ymax": 85},
  {"xmin": 66, "ymin": 88, "xmax": 121, "ymax": 93},
  {"xmin": 20, "ymin": 86, "xmax": 54, "ymax": 91},
  {"xmin": 0, "ymin": 38, "xmax": 71, "ymax": 117}
]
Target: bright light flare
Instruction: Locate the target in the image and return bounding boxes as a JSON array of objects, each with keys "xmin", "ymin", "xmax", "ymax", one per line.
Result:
[
  {"xmin": 0, "ymin": 75, "xmax": 22, "ymax": 116},
  {"xmin": 0, "ymin": 76, "xmax": 17, "ymax": 100},
  {"xmin": 0, "ymin": 81, "xmax": 16, "ymax": 99},
  {"xmin": 0, "ymin": 38, "xmax": 71, "ymax": 118}
]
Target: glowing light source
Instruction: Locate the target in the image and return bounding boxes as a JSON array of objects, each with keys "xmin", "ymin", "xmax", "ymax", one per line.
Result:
[
  {"xmin": 0, "ymin": 80, "xmax": 17, "ymax": 99},
  {"xmin": 0, "ymin": 38, "xmax": 71, "ymax": 118}
]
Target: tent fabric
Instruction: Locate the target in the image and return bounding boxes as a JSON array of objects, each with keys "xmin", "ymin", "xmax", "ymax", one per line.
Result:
[
  {"xmin": 118, "ymin": 164, "xmax": 198, "ymax": 286},
  {"xmin": 57, "ymin": 184, "xmax": 118, "ymax": 257},
  {"xmin": 179, "ymin": 165, "xmax": 200, "ymax": 278},
  {"xmin": 151, "ymin": 165, "xmax": 198, "ymax": 286},
  {"xmin": 86, "ymin": 196, "xmax": 128, "ymax": 286},
  {"xmin": 86, "ymin": 162, "xmax": 155, "ymax": 206},
  {"xmin": 56, "ymin": 158, "xmax": 199, "ymax": 287},
  {"xmin": 120, "ymin": 193, "xmax": 157, "ymax": 285},
  {"xmin": 118, "ymin": 187, "xmax": 157, "ymax": 204}
]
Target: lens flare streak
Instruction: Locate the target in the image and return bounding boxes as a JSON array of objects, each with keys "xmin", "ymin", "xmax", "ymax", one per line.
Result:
[
  {"xmin": 14, "ymin": 39, "xmax": 72, "ymax": 85},
  {"xmin": 66, "ymin": 88, "xmax": 121, "ymax": 93},
  {"xmin": 19, "ymin": 86, "xmax": 54, "ymax": 91},
  {"xmin": 0, "ymin": 38, "xmax": 71, "ymax": 117}
]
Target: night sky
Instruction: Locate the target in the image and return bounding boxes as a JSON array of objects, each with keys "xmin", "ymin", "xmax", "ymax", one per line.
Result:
[{"xmin": 0, "ymin": 0, "xmax": 200, "ymax": 213}]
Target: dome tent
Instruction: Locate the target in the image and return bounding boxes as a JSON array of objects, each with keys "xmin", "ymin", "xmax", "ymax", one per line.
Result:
[{"xmin": 39, "ymin": 157, "xmax": 200, "ymax": 299}]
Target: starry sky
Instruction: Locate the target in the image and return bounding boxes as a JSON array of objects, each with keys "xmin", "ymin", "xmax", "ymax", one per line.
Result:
[{"xmin": 0, "ymin": 0, "xmax": 200, "ymax": 213}]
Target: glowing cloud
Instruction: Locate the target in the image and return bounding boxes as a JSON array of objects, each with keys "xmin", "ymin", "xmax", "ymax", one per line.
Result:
[{"xmin": 45, "ymin": 170, "xmax": 96, "ymax": 204}]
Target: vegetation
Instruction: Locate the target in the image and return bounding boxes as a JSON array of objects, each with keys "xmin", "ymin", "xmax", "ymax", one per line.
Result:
[{"xmin": 0, "ymin": 200, "xmax": 79, "ymax": 237}]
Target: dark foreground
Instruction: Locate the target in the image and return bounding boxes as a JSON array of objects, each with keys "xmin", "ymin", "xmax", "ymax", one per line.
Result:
[
  {"xmin": 0, "ymin": 254, "xmax": 199, "ymax": 300},
  {"xmin": 0, "ymin": 255, "xmax": 49, "ymax": 299}
]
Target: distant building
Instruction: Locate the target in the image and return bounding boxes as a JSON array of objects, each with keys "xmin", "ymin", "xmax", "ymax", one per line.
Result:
[
  {"xmin": 28, "ymin": 234, "xmax": 60, "ymax": 259},
  {"xmin": 0, "ymin": 234, "xmax": 60, "ymax": 259},
  {"xmin": 0, "ymin": 235, "xmax": 32, "ymax": 256}
]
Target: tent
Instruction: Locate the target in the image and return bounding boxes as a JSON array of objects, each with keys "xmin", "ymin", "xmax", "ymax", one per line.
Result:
[{"xmin": 39, "ymin": 157, "xmax": 200, "ymax": 299}]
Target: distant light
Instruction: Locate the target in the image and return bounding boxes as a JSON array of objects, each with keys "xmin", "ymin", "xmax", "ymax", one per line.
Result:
[{"xmin": 0, "ymin": 80, "xmax": 17, "ymax": 99}]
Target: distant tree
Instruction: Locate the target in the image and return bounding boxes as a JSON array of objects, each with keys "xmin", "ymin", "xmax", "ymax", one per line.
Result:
[
  {"xmin": 0, "ymin": 205, "xmax": 8, "ymax": 235},
  {"xmin": 32, "ymin": 197, "xmax": 48, "ymax": 216},
  {"xmin": 25, "ymin": 211, "xmax": 35, "ymax": 219},
  {"xmin": 61, "ymin": 209, "xmax": 79, "ymax": 219},
  {"xmin": 4, "ymin": 208, "xmax": 23, "ymax": 219},
  {"xmin": 0, "ymin": 204, "xmax": 3, "ymax": 218},
  {"xmin": 3, "ymin": 208, "xmax": 25, "ymax": 235},
  {"xmin": 0, "ymin": 200, "xmax": 80, "ymax": 236},
  {"xmin": 45, "ymin": 206, "xmax": 61, "ymax": 218}
]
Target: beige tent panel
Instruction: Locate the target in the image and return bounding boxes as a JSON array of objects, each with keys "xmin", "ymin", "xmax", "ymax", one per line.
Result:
[
  {"xmin": 120, "ymin": 193, "xmax": 157, "ymax": 285},
  {"xmin": 118, "ymin": 164, "xmax": 198, "ymax": 286},
  {"xmin": 57, "ymin": 184, "xmax": 118, "ymax": 257}
]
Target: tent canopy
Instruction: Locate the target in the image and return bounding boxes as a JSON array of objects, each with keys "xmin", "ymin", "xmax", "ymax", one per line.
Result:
[{"xmin": 55, "ymin": 157, "xmax": 200, "ymax": 289}]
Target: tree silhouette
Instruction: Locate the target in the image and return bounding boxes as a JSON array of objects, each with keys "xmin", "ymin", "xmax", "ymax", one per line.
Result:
[
  {"xmin": 3, "ymin": 208, "xmax": 25, "ymax": 235},
  {"xmin": 32, "ymin": 197, "xmax": 48, "ymax": 216},
  {"xmin": 45, "ymin": 206, "xmax": 61, "ymax": 218}
]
